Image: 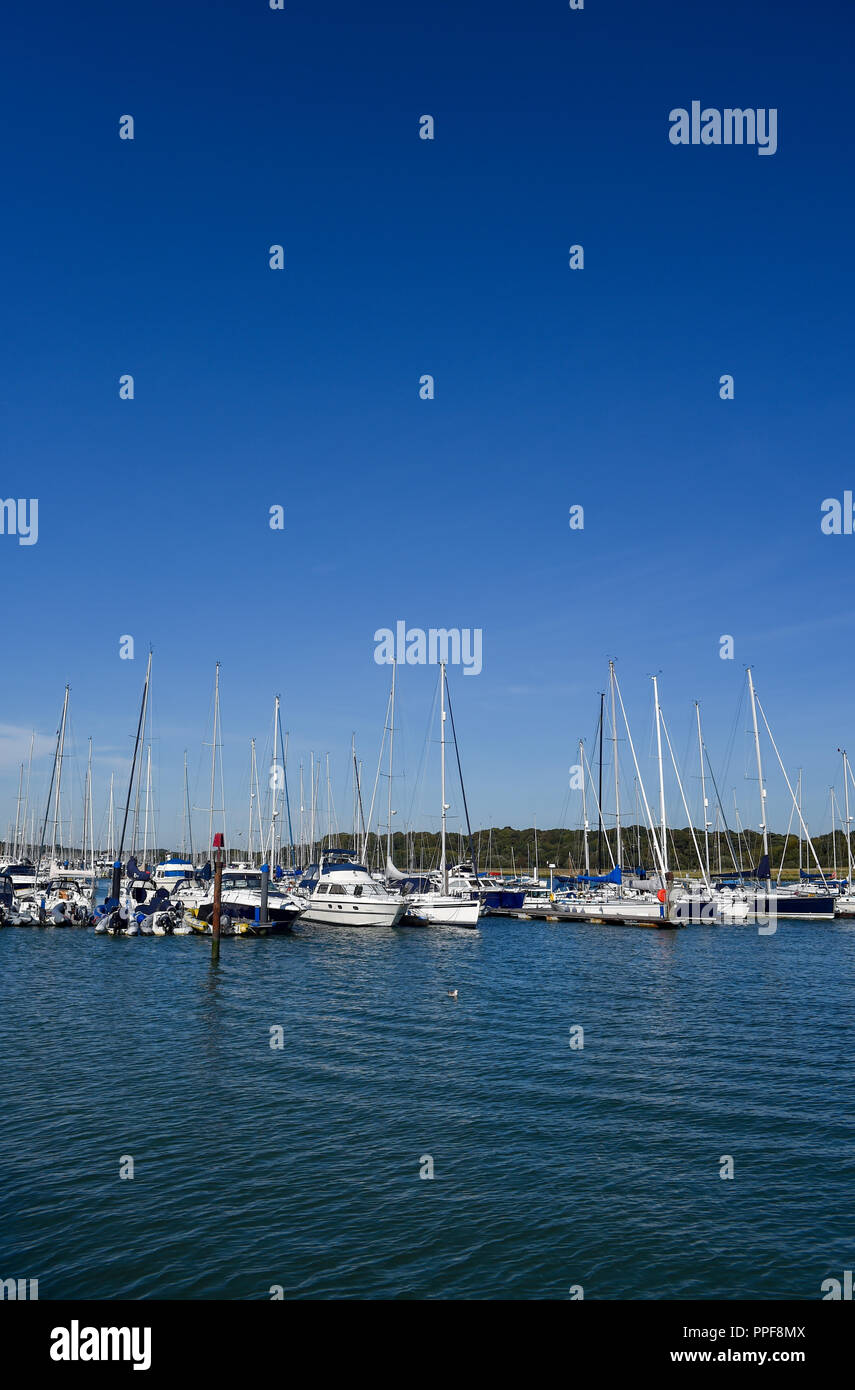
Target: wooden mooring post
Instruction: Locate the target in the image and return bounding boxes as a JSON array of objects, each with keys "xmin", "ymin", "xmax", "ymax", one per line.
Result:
[{"xmin": 212, "ymin": 832, "xmax": 225, "ymax": 962}]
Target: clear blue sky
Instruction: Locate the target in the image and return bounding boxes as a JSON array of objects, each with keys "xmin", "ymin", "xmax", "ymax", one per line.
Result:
[{"xmin": 2, "ymin": 0, "xmax": 854, "ymax": 852}]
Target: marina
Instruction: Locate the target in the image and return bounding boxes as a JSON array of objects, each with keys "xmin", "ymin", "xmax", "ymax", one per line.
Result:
[{"xmin": 3, "ymin": 661, "xmax": 853, "ymax": 938}]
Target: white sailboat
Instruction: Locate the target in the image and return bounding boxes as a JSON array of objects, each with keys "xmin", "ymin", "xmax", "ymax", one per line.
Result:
[{"xmin": 401, "ymin": 663, "xmax": 480, "ymax": 928}]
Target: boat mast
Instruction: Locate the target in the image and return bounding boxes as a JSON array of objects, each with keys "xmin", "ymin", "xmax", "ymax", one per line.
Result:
[
  {"xmin": 182, "ymin": 752, "xmax": 192, "ymax": 861},
  {"xmin": 746, "ymin": 666, "xmax": 770, "ymax": 886},
  {"xmin": 387, "ymin": 659, "xmax": 396, "ymax": 869},
  {"xmin": 142, "ymin": 744, "xmax": 152, "ymax": 866},
  {"xmin": 797, "ymin": 769, "xmax": 803, "ymax": 876},
  {"xmin": 440, "ymin": 661, "xmax": 448, "ymax": 894},
  {"xmin": 108, "ymin": 772, "xmax": 115, "ymax": 861},
  {"xmin": 596, "ymin": 691, "xmax": 605, "ymax": 872},
  {"xmin": 117, "ymin": 651, "xmax": 152, "ymax": 871},
  {"xmin": 248, "ymin": 739, "xmax": 257, "ymax": 862},
  {"xmin": 20, "ymin": 732, "xmax": 34, "ymax": 861},
  {"xmin": 841, "ymin": 748, "xmax": 853, "ymax": 884},
  {"xmin": 299, "ymin": 762, "xmax": 305, "ymax": 866},
  {"xmin": 12, "ymin": 762, "xmax": 23, "ymax": 862},
  {"xmin": 270, "ymin": 695, "xmax": 280, "ymax": 867},
  {"xmin": 82, "ymin": 737, "xmax": 94, "ymax": 875},
  {"xmin": 309, "ymin": 752, "xmax": 315, "ymax": 863},
  {"xmin": 612, "ymin": 670, "xmax": 667, "ymax": 883},
  {"xmin": 652, "ymin": 675, "xmax": 668, "ymax": 876},
  {"xmin": 579, "ymin": 737, "xmax": 590, "ymax": 876},
  {"xmin": 36, "ymin": 693, "xmax": 66, "ymax": 881},
  {"xmin": 609, "ymin": 661, "xmax": 621, "ymax": 871},
  {"xmin": 351, "ymin": 733, "xmax": 357, "ymax": 851},
  {"xmin": 80, "ymin": 754, "xmax": 87, "ymax": 871},
  {"xmin": 695, "ymin": 702, "xmax": 711, "ymax": 881},
  {"xmin": 52, "ymin": 685, "xmax": 70, "ymax": 869}
]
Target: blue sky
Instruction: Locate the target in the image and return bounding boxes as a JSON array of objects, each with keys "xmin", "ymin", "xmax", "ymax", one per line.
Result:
[{"xmin": 2, "ymin": 0, "xmax": 854, "ymax": 854}]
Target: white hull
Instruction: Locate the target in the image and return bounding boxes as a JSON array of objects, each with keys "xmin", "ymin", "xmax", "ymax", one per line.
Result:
[
  {"xmin": 404, "ymin": 894, "xmax": 480, "ymax": 927},
  {"xmin": 301, "ymin": 897, "xmax": 404, "ymax": 927}
]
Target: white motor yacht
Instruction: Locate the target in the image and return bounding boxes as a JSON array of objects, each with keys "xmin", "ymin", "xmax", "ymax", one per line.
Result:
[{"xmin": 299, "ymin": 852, "xmax": 405, "ymax": 927}]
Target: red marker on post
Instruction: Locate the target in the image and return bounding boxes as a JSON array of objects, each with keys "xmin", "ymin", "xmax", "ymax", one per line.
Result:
[{"xmin": 212, "ymin": 833, "xmax": 225, "ymax": 959}]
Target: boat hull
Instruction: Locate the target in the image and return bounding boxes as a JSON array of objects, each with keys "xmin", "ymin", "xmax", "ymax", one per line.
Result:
[
  {"xmin": 402, "ymin": 895, "xmax": 480, "ymax": 928},
  {"xmin": 300, "ymin": 898, "xmax": 405, "ymax": 928}
]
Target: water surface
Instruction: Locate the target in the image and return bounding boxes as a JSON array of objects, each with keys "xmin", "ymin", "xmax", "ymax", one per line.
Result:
[{"xmin": 1, "ymin": 916, "xmax": 853, "ymax": 1299}]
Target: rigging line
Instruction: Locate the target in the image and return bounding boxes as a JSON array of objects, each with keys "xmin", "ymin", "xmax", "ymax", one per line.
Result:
[
  {"xmin": 278, "ymin": 722, "xmax": 294, "ymax": 863},
  {"xmin": 659, "ymin": 709, "xmax": 710, "ymax": 889},
  {"xmin": 405, "ymin": 676, "xmax": 440, "ymax": 831},
  {"xmin": 580, "ymin": 745, "xmax": 616, "ymax": 870},
  {"xmin": 703, "ymin": 747, "xmax": 741, "ymax": 873},
  {"xmin": 776, "ymin": 794, "xmax": 797, "ymax": 885},
  {"xmin": 443, "ymin": 671, "xmax": 476, "ymax": 872},
  {"xmin": 755, "ymin": 695, "xmax": 828, "ymax": 888},
  {"xmin": 719, "ymin": 677, "xmax": 746, "ymax": 793},
  {"xmin": 364, "ymin": 683, "xmax": 393, "ymax": 847}
]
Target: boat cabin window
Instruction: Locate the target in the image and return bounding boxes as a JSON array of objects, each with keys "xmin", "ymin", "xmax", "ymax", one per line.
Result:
[
  {"xmin": 222, "ymin": 874, "xmax": 260, "ymax": 891},
  {"xmin": 328, "ymin": 883, "xmax": 346, "ymax": 895}
]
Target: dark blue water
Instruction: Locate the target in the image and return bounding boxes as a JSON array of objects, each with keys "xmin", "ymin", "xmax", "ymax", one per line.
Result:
[{"xmin": 2, "ymin": 916, "xmax": 854, "ymax": 1299}]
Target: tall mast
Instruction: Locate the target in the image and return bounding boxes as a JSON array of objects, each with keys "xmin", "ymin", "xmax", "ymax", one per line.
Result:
[
  {"xmin": 387, "ymin": 660, "xmax": 396, "ymax": 868},
  {"xmin": 695, "ymin": 702, "xmax": 711, "ymax": 881},
  {"xmin": 309, "ymin": 752, "xmax": 315, "ymax": 863},
  {"xmin": 88, "ymin": 741, "xmax": 95, "ymax": 874},
  {"xmin": 351, "ymin": 733, "xmax": 357, "ymax": 850},
  {"xmin": 746, "ymin": 666, "xmax": 770, "ymax": 883},
  {"xmin": 36, "ymin": 692, "xmax": 66, "ymax": 880},
  {"xmin": 841, "ymin": 749, "xmax": 853, "ymax": 883},
  {"xmin": 108, "ymin": 772, "xmax": 115, "ymax": 860},
  {"xmin": 596, "ymin": 691, "xmax": 605, "ymax": 872},
  {"xmin": 21, "ymin": 732, "xmax": 34, "ymax": 860},
  {"xmin": 609, "ymin": 661, "xmax": 621, "ymax": 870},
  {"xmin": 117, "ymin": 650, "xmax": 152, "ymax": 865},
  {"xmin": 143, "ymin": 744, "xmax": 152, "ymax": 865},
  {"xmin": 248, "ymin": 739, "xmax": 257, "ymax": 861},
  {"xmin": 52, "ymin": 685, "xmax": 70, "ymax": 868},
  {"xmin": 831, "ymin": 787, "xmax": 838, "ymax": 879},
  {"xmin": 440, "ymin": 662, "xmax": 448, "ymax": 893},
  {"xmin": 579, "ymin": 738, "xmax": 591, "ymax": 876},
  {"xmin": 12, "ymin": 763, "xmax": 23, "ymax": 862},
  {"xmin": 299, "ymin": 762, "xmax": 305, "ymax": 866},
  {"xmin": 270, "ymin": 695, "xmax": 280, "ymax": 866},
  {"xmin": 82, "ymin": 737, "xmax": 94, "ymax": 874},
  {"xmin": 652, "ymin": 675, "xmax": 667, "ymax": 875},
  {"xmin": 797, "ymin": 769, "xmax": 803, "ymax": 875}
]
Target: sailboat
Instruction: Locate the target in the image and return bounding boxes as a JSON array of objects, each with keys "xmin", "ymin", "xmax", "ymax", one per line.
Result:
[{"xmin": 400, "ymin": 663, "xmax": 480, "ymax": 928}]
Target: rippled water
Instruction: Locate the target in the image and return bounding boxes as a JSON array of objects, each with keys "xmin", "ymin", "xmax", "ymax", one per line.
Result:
[{"xmin": 2, "ymin": 915, "xmax": 854, "ymax": 1300}]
